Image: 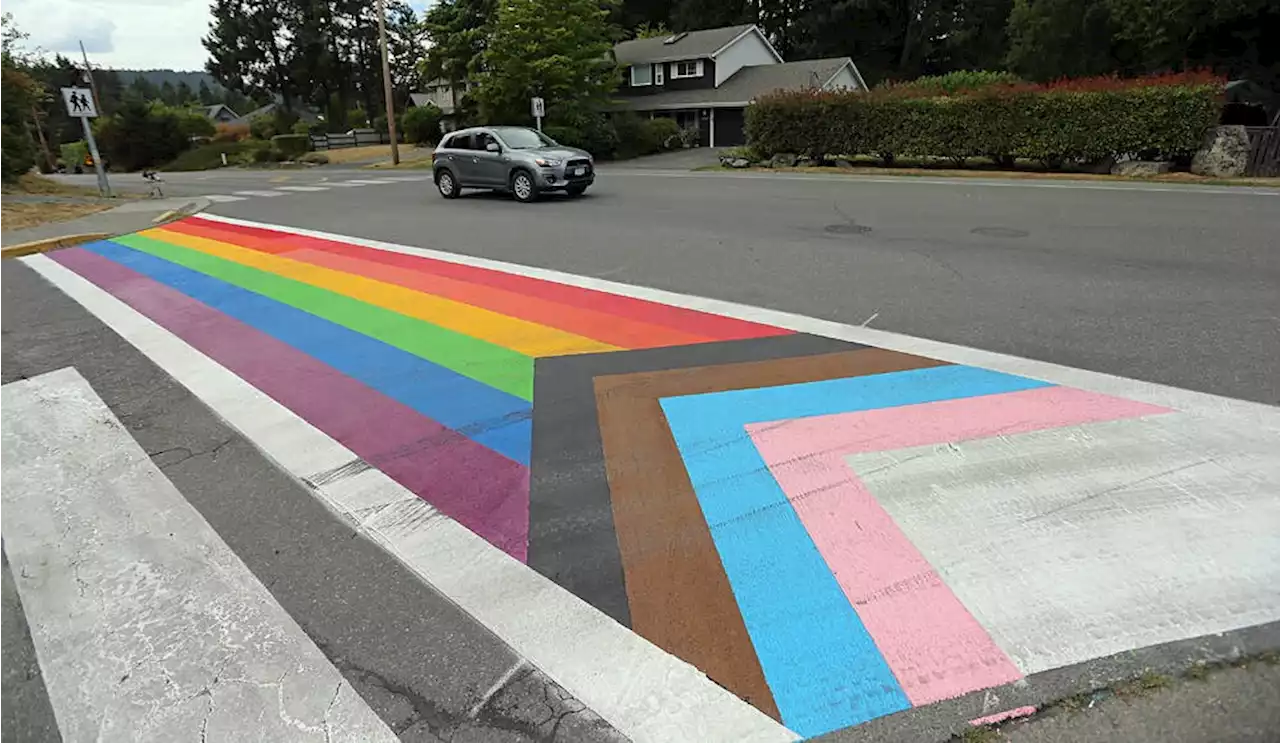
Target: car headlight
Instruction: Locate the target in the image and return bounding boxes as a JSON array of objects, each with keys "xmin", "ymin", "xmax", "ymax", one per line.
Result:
[{"xmin": 534, "ymin": 157, "xmax": 562, "ymax": 167}]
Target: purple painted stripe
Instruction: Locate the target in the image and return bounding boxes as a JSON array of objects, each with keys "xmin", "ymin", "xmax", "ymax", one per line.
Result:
[{"xmin": 52, "ymin": 246, "xmax": 530, "ymax": 560}]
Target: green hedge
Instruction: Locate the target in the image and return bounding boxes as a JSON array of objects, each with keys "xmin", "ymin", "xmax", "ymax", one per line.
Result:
[
  {"xmin": 271, "ymin": 133, "xmax": 310, "ymax": 158},
  {"xmin": 746, "ymin": 73, "xmax": 1223, "ymax": 166}
]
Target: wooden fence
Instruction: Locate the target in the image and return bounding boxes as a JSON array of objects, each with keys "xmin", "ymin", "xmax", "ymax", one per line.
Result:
[
  {"xmin": 1244, "ymin": 126, "xmax": 1280, "ymax": 177},
  {"xmin": 308, "ymin": 130, "xmax": 403, "ymax": 150}
]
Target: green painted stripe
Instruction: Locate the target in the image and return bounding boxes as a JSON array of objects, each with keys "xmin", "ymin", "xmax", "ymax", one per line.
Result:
[{"xmin": 113, "ymin": 234, "xmax": 534, "ymax": 399}]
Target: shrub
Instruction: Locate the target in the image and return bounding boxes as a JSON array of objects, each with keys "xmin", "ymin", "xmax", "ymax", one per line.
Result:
[
  {"xmin": 299, "ymin": 152, "xmax": 330, "ymax": 165},
  {"xmin": 213, "ymin": 123, "xmax": 250, "ymax": 142},
  {"xmin": 174, "ymin": 107, "xmax": 216, "ymax": 139},
  {"xmin": 544, "ymin": 112, "xmax": 619, "ymax": 159},
  {"xmin": 252, "ymin": 144, "xmax": 285, "ymax": 163},
  {"xmin": 59, "ymin": 141, "xmax": 89, "ymax": 170},
  {"xmin": 291, "ymin": 121, "xmax": 312, "ymax": 136},
  {"xmin": 402, "ymin": 104, "xmax": 444, "ymax": 145},
  {"xmin": 647, "ymin": 116, "xmax": 681, "ymax": 149},
  {"xmin": 249, "ymin": 114, "xmax": 276, "ymax": 140},
  {"xmin": 94, "ymin": 99, "xmax": 190, "ymax": 171},
  {"xmin": 613, "ymin": 113, "xmax": 688, "ymax": 158},
  {"xmin": 746, "ymin": 72, "xmax": 1224, "ymax": 168},
  {"xmin": 877, "ymin": 70, "xmax": 1023, "ymax": 96},
  {"xmin": 1, "ymin": 66, "xmax": 40, "ymax": 181},
  {"xmin": 271, "ymin": 133, "xmax": 310, "ymax": 159}
]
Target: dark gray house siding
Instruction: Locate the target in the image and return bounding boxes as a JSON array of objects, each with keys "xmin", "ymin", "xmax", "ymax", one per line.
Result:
[{"xmin": 663, "ymin": 59, "xmax": 716, "ymax": 91}]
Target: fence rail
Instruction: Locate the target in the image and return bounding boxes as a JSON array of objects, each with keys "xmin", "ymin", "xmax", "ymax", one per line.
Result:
[
  {"xmin": 1244, "ymin": 126, "xmax": 1280, "ymax": 177},
  {"xmin": 309, "ymin": 131, "xmax": 403, "ymax": 150}
]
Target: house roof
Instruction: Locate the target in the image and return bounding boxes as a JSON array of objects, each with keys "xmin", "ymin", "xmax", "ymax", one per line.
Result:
[
  {"xmin": 613, "ymin": 57, "xmax": 860, "ymax": 110},
  {"xmin": 613, "ymin": 24, "xmax": 759, "ymax": 65},
  {"xmin": 409, "ymin": 93, "xmax": 433, "ymax": 107},
  {"xmin": 204, "ymin": 104, "xmax": 238, "ymax": 119}
]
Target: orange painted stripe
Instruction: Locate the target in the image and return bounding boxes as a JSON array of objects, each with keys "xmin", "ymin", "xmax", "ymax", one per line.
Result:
[{"xmin": 168, "ymin": 218, "xmax": 717, "ymax": 349}]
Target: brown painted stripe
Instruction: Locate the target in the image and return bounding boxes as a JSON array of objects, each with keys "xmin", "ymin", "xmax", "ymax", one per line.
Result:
[{"xmin": 594, "ymin": 348, "xmax": 948, "ymax": 722}]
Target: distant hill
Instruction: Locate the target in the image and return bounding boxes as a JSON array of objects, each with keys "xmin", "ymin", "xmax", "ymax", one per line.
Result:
[{"xmin": 114, "ymin": 69, "xmax": 225, "ymax": 92}]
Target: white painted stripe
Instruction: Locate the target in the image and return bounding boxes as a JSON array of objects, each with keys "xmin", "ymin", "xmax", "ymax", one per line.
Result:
[
  {"xmin": 322, "ymin": 181, "xmax": 372, "ymax": 188},
  {"xmin": 274, "ymin": 185, "xmax": 330, "ymax": 192},
  {"xmin": 204, "ymin": 194, "xmax": 247, "ymax": 203},
  {"xmin": 1, "ymin": 368, "xmax": 398, "ymax": 743},
  {"xmin": 379, "ymin": 175, "xmax": 432, "ymax": 182},
  {"xmin": 231, "ymin": 190, "xmax": 288, "ymax": 198},
  {"xmin": 193, "ymin": 213, "xmax": 1280, "ymax": 430},
  {"xmin": 603, "ymin": 169, "xmax": 1280, "ymax": 197},
  {"xmin": 340, "ymin": 179, "xmax": 393, "ymax": 185},
  {"xmin": 20, "ymin": 254, "xmax": 797, "ymax": 743}
]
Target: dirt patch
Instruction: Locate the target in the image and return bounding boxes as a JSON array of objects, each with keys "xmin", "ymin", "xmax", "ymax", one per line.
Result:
[
  {"xmin": 321, "ymin": 144, "xmax": 433, "ymax": 166},
  {"xmin": 2, "ymin": 202, "xmax": 113, "ymax": 231}
]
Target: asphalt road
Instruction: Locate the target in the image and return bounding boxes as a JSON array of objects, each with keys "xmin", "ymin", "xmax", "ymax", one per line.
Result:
[{"xmin": 137, "ymin": 166, "xmax": 1280, "ymax": 405}]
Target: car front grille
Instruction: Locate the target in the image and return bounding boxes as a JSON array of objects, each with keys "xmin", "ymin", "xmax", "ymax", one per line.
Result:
[{"xmin": 565, "ymin": 159, "xmax": 592, "ymax": 178}]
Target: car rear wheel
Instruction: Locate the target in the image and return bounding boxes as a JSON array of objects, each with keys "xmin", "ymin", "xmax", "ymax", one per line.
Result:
[
  {"xmin": 510, "ymin": 170, "xmax": 538, "ymax": 203},
  {"xmin": 566, "ymin": 184, "xmax": 588, "ymax": 197},
  {"xmin": 437, "ymin": 169, "xmax": 459, "ymax": 199}
]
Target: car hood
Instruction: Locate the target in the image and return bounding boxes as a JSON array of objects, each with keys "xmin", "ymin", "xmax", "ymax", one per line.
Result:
[{"xmin": 522, "ymin": 146, "xmax": 591, "ymax": 161}]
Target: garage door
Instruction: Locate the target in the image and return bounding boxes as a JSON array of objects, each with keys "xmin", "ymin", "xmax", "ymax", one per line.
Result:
[{"xmin": 715, "ymin": 108, "xmax": 746, "ymax": 147}]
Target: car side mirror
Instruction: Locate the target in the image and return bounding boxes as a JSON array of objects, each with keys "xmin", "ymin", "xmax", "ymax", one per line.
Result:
[{"xmin": 485, "ymin": 142, "xmax": 500, "ymax": 153}]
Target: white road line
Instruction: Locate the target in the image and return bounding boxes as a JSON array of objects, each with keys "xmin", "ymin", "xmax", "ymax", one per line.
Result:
[
  {"xmin": 604, "ymin": 169, "xmax": 1280, "ymax": 197},
  {"xmin": 339, "ymin": 179, "xmax": 392, "ymax": 185},
  {"xmin": 195, "ymin": 213, "xmax": 1280, "ymax": 429},
  {"xmin": 1, "ymin": 368, "xmax": 398, "ymax": 743},
  {"xmin": 232, "ymin": 190, "xmax": 288, "ymax": 197},
  {"xmin": 274, "ymin": 185, "xmax": 330, "ymax": 192},
  {"xmin": 203, "ymin": 194, "xmax": 247, "ymax": 203},
  {"xmin": 380, "ymin": 175, "xmax": 432, "ymax": 182},
  {"xmin": 21, "ymin": 254, "xmax": 797, "ymax": 743},
  {"xmin": 321, "ymin": 181, "xmax": 370, "ymax": 188}
]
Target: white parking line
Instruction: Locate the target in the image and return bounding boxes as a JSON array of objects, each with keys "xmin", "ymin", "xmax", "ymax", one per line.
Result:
[
  {"xmin": 232, "ymin": 190, "xmax": 288, "ymax": 197},
  {"xmin": 339, "ymin": 179, "xmax": 392, "ymax": 185},
  {"xmin": 1, "ymin": 368, "xmax": 398, "ymax": 743},
  {"xmin": 204, "ymin": 194, "xmax": 247, "ymax": 203},
  {"xmin": 322, "ymin": 181, "xmax": 371, "ymax": 187},
  {"xmin": 274, "ymin": 185, "xmax": 330, "ymax": 192}
]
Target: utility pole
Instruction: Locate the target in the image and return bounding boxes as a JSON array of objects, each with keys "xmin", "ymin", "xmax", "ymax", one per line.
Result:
[
  {"xmin": 79, "ymin": 40, "xmax": 103, "ymax": 114},
  {"xmin": 376, "ymin": 0, "xmax": 400, "ymax": 165}
]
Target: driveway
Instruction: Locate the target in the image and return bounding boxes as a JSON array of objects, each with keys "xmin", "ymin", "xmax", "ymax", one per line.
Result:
[{"xmin": 603, "ymin": 147, "xmax": 727, "ymax": 169}]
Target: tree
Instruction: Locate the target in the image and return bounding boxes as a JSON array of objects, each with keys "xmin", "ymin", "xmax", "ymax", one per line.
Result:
[
  {"xmin": 1006, "ymin": 0, "xmax": 1128, "ymax": 80},
  {"xmin": 402, "ymin": 102, "xmax": 444, "ymax": 143},
  {"xmin": 159, "ymin": 80, "xmax": 178, "ymax": 104},
  {"xmin": 671, "ymin": 0, "xmax": 749, "ymax": 33},
  {"xmin": 2, "ymin": 13, "xmax": 40, "ymax": 180},
  {"xmin": 93, "ymin": 99, "xmax": 190, "ymax": 170},
  {"xmin": 128, "ymin": 75, "xmax": 159, "ymax": 101},
  {"xmin": 175, "ymin": 80, "xmax": 195, "ymax": 104},
  {"xmin": 474, "ymin": 0, "xmax": 619, "ymax": 124},
  {"xmin": 204, "ymin": 0, "xmax": 296, "ymax": 108},
  {"xmin": 198, "ymin": 80, "xmax": 219, "ymax": 105},
  {"xmin": 421, "ymin": 0, "xmax": 495, "ymax": 116}
]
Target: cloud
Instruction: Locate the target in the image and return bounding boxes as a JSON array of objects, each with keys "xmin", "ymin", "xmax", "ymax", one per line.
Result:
[{"xmin": 6, "ymin": 0, "xmax": 211, "ymax": 70}]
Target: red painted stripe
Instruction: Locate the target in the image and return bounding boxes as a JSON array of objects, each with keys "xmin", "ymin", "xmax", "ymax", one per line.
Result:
[
  {"xmin": 181, "ymin": 216, "xmax": 793, "ymax": 342},
  {"xmin": 167, "ymin": 218, "xmax": 715, "ymax": 349}
]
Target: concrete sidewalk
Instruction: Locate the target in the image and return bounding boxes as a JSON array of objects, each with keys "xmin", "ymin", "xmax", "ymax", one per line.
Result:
[{"xmin": 1, "ymin": 197, "xmax": 210, "ymax": 248}]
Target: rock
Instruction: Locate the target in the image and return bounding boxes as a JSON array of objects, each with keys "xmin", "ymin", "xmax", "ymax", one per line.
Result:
[
  {"xmin": 1191, "ymin": 125, "xmax": 1251, "ymax": 177},
  {"xmin": 795, "ymin": 157, "xmax": 816, "ymax": 168},
  {"xmin": 1082, "ymin": 156, "xmax": 1116, "ymax": 174},
  {"xmin": 1110, "ymin": 160, "xmax": 1173, "ymax": 177},
  {"xmin": 728, "ymin": 157, "xmax": 750, "ymax": 168},
  {"xmin": 834, "ymin": 158, "xmax": 855, "ymax": 169},
  {"xmin": 770, "ymin": 153, "xmax": 799, "ymax": 168}
]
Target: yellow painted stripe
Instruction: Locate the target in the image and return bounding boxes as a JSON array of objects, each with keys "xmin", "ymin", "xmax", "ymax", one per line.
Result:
[{"xmin": 143, "ymin": 227, "xmax": 621, "ymax": 357}]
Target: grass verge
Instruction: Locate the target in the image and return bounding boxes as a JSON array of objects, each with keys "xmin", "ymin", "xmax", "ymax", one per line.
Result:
[
  {"xmin": 2, "ymin": 202, "xmax": 113, "ymax": 230},
  {"xmin": 1, "ymin": 173, "xmax": 101, "ymax": 197}
]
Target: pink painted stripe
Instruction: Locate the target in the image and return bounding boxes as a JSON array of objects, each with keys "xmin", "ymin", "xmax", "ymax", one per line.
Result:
[
  {"xmin": 746, "ymin": 386, "xmax": 1171, "ymax": 706},
  {"xmin": 970, "ymin": 706, "xmax": 1037, "ymax": 726},
  {"xmin": 52, "ymin": 247, "xmax": 530, "ymax": 560}
]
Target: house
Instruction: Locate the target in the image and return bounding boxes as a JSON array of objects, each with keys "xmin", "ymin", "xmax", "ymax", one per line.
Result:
[
  {"xmin": 203, "ymin": 104, "xmax": 239, "ymax": 124},
  {"xmin": 229, "ymin": 102, "xmax": 321, "ymax": 128},
  {"xmin": 613, "ymin": 24, "xmax": 867, "ymax": 147},
  {"xmin": 409, "ymin": 78, "xmax": 475, "ymax": 131}
]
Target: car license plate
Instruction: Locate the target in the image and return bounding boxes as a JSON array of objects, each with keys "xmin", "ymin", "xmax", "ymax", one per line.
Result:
[{"xmin": 572, "ymin": 166, "xmax": 585, "ymax": 176}]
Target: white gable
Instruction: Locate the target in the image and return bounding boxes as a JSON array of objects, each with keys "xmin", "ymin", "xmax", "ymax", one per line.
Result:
[
  {"xmin": 823, "ymin": 64, "xmax": 863, "ymax": 91},
  {"xmin": 714, "ymin": 28, "xmax": 781, "ymax": 86}
]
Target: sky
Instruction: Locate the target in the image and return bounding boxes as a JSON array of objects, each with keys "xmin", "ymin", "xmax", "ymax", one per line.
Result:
[{"xmin": 5, "ymin": 0, "xmax": 431, "ymax": 72}]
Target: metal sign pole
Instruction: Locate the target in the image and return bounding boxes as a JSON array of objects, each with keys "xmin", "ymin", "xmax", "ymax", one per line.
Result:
[{"xmin": 81, "ymin": 116, "xmax": 111, "ymax": 198}]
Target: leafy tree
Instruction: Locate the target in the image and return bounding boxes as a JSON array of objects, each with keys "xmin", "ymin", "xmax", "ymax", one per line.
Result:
[
  {"xmin": 631, "ymin": 22, "xmax": 672, "ymax": 39},
  {"xmin": 204, "ymin": 0, "xmax": 296, "ymax": 108},
  {"xmin": 1, "ymin": 14, "xmax": 40, "ymax": 180},
  {"xmin": 1006, "ymin": 0, "xmax": 1128, "ymax": 80},
  {"xmin": 159, "ymin": 80, "xmax": 178, "ymax": 104},
  {"xmin": 671, "ymin": 0, "xmax": 749, "ymax": 33},
  {"xmin": 175, "ymin": 80, "xmax": 196, "ymax": 104},
  {"xmin": 421, "ymin": 0, "xmax": 495, "ymax": 115},
  {"xmin": 198, "ymin": 80, "xmax": 219, "ymax": 105},
  {"xmin": 474, "ymin": 0, "xmax": 619, "ymax": 124},
  {"xmin": 93, "ymin": 99, "xmax": 190, "ymax": 170}
]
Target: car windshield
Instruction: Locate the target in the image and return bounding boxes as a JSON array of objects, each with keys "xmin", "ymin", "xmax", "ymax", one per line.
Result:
[{"xmin": 493, "ymin": 127, "xmax": 557, "ymax": 149}]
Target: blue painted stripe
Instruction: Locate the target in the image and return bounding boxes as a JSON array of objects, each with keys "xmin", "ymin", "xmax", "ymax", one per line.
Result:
[
  {"xmin": 85, "ymin": 240, "xmax": 532, "ymax": 464},
  {"xmin": 659, "ymin": 365, "xmax": 1051, "ymax": 737}
]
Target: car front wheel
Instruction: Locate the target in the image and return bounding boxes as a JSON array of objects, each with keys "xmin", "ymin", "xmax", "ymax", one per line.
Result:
[
  {"xmin": 510, "ymin": 170, "xmax": 538, "ymax": 203},
  {"xmin": 437, "ymin": 169, "xmax": 459, "ymax": 199}
]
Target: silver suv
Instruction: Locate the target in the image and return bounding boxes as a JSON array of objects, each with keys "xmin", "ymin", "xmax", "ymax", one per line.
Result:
[{"xmin": 432, "ymin": 126, "xmax": 594, "ymax": 203}]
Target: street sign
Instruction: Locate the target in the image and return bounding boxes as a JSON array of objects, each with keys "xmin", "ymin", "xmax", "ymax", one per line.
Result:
[
  {"xmin": 61, "ymin": 87, "xmax": 98, "ymax": 118},
  {"xmin": 530, "ymin": 97, "xmax": 545, "ymax": 118}
]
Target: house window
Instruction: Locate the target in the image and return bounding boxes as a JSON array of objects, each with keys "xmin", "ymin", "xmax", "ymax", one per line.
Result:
[
  {"xmin": 671, "ymin": 60, "xmax": 703, "ymax": 79},
  {"xmin": 630, "ymin": 64, "xmax": 653, "ymax": 87},
  {"xmin": 654, "ymin": 64, "xmax": 664, "ymax": 85}
]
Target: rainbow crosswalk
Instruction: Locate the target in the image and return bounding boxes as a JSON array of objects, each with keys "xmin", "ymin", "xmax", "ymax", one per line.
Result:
[{"xmin": 49, "ymin": 216, "xmax": 790, "ymax": 560}]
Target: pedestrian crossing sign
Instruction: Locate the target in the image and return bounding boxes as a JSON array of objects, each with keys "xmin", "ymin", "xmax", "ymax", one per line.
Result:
[{"xmin": 61, "ymin": 87, "xmax": 98, "ymax": 118}]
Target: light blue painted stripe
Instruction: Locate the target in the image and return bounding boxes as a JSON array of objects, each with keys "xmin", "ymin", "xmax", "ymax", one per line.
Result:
[
  {"xmin": 84, "ymin": 240, "xmax": 532, "ymax": 464},
  {"xmin": 659, "ymin": 365, "xmax": 1052, "ymax": 737}
]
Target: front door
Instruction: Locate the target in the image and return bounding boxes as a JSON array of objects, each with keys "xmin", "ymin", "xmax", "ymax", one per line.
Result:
[{"xmin": 470, "ymin": 131, "xmax": 509, "ymax": 187}]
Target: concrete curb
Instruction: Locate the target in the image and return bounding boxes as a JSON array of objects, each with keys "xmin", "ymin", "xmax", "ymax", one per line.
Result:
[
  {"xmin": 1, "ymin": 234, "xmax": 110, "ymax": 259},
  {"xmin": 1, "ymin": 197, "xmax": 210, "ymax": 260}
]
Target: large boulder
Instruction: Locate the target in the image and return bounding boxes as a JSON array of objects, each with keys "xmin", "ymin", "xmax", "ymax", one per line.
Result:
[
  {"xmin": 770, "ymin": 152, "xmax": 799, "ymax": 168},
  {"xmin": 1191, "ymin": 125, "xmax": 1251, "ymax": 177},
  {"xmin": 1110, "ymin": 160, "xmax": 1172, "ymax": 177}
]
